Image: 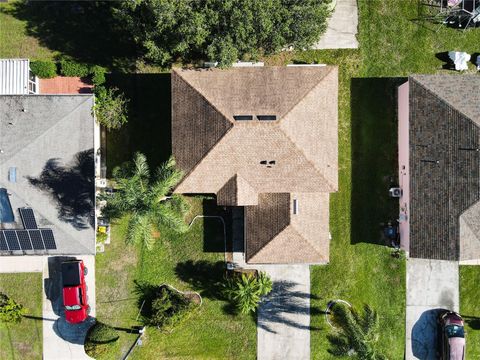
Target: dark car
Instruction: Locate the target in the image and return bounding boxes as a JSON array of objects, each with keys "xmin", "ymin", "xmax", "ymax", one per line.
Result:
[
  {"xmin": 61, "ymin": 260, "xmax": 89, "ymax": 324},
  {"xmin": 438, "ymin": 311, "xmax": 466, "ymax": 360}
]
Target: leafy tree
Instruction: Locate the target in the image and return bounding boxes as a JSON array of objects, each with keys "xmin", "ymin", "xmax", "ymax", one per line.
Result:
[
  {"xmin": 114, "ymin": 0, "xmax": 331, "ymax": 67},
  {"xmin": 90, "ymin": 65, "xmax": 107, "ymax": 86},
  {"xmin": 94, "ymin": 87, "xmax": 129, "ymax": 130},
  {"xmin": 30, "ymin": 60, "xmax": 57, "ymax": 78},
  {"xmin": 147, "ymin": 286, "xmax": 198, "ymax": 330},
  {"xmin": 84, "ymin": 321, "xmax": 119, "ymax": 358},
  {"xmin": 101, "ymin": 153, "xmax": 189, "ymax": 250},
  {"xmin": 0, "ymin": 292, "xmax": 26, "ymax": 323},
  {"xmin": 327, "ymin": 303, "xmax": 386, "ymax": 360},
  {"xmin": 222, "ymin": 272, "xmax": 272, "ymax": 314}
]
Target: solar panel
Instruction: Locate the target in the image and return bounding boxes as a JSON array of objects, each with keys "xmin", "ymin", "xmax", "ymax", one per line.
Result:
[
  {"xmin": 20, "ymin": 208, "xmax": 38, "ymax": 229},
  {"xmin": 17, "ymin": 230, "xmax": 32, "ymax": 250},
  {"xmin": 257, "ymin": 115, "xmax": 277, "ymax": 121},
  {"xmin": 0, "ymin": 232, "xmax": 8, "ymax": 251},
  {"xmin": 41, "ymin": 229, "xmax": 56, "ymax": 250},
  {"xmin": 29, "ymin": 230, "xmax": 44, "ymax": 250},
  {"xmin": 4, "ymin": 231, "xmax": 20, "ymax": 250}
]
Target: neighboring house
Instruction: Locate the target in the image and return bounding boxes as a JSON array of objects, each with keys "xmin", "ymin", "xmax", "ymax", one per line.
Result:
[
  {"xmin": 0, "ymin": 59, "xmax": 39, "ymax": 95},
  {"xmin": 398, "ymin": 75, "xmax": 480, "ymax": 263},
  {"xmin": 172, "ymin": 66, "xmax": 338, "ymax": 264},
  {"xmin": 0, "ymin": 95, "xmax": 100, "ymax": 255}
]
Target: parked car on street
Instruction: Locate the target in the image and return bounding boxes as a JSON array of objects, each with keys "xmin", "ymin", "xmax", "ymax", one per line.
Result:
[
  {"xmin": 61, "ymin": 260, "xmax": 89, "ymax": 324},
  {"xmin": 438, "ymin": 311, "xmax": 466, "ymax": 360}
]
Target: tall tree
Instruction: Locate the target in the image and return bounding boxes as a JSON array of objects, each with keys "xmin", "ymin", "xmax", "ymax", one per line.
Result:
[
  {"xmin": 114, "ymin": 0, "xmax": 332, "ymax": 67},
  {"xmin": 102, "ymin": 153, "xmax": 189, "ymax": 250},
  {"xmin": 327, "ymin": 303, "xmax": 386, "ymax": 360}
]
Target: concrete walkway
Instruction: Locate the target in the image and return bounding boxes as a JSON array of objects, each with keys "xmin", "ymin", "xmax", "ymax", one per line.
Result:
[
  {"xmin": 406, "ymin": 258, "xmax": 459, "ymax": 360},
  {"xmin": 257, "ymin": 265, "xmax": 311, "ymax": 360},
  {"xmin": 313, "ymin": 0, "xmax": 359, "ymax": 49},
  {"xmin": 43, "ymin": 255, "xmax": 96, "ymax": 360}
]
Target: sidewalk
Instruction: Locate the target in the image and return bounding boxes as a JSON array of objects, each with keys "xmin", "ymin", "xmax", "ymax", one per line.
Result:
[{"xmin": 313, "ymin": 0, "xmax": 359, "ymax": 49}]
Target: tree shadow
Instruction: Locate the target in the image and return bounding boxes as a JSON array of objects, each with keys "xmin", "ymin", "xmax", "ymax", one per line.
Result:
[
  {"xmin": 2, "ymin": 1, "xmax": 137, "ymax": 70},
  {"xmin": 462, "ymin": 314, "xmax": 480, "ymax": 330},
  {"xmin": 28, "ymin": 149, "xmax": 94, "ymax": 230},
  {"xmin": 350, "ymin": 77, "xmax": 406, "ymax": 245},
  {"xmin": 257, "ymin": 280, "xmax": 321, "ymax": 333},
  {"xmin": 174, "ymin": 260, "xmax": 226, "ymax": 300},
  {"xmin": 105, "ymin": 73, "xmax": 172, "ymax": 175}
]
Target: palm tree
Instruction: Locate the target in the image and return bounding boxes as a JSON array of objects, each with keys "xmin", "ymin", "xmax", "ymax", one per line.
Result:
[
  {"xmin": 327, "ymin": 303, "xmax": 386, "ymax": 360},
  {"xmin": 222, "ymin": 272, "xmax": 272, "ymax": 315},
  {"xmin": 101, "ymin": 153, "xmax": 189, "ymax": 250}
]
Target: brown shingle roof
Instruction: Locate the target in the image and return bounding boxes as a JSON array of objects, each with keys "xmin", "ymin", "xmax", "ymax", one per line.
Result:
[
  {"xmin": 173, "ymin": 66, "xmax": 338, "ymax": 199},
  {"xmin": 409, "ymin": 76, "xmax": 480, "ymax": 261},
  {"xmin": 245, "ymin": 193, "xmax": 330, "ymax": 264},
  {"xmin": 172, "ymin": 66, "xmax": 338, "ymax": 264}
]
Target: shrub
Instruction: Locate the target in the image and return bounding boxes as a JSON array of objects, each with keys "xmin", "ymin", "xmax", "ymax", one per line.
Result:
[
  {"xmin": 94, "ymin": 87, "xmax": 129, "ymax": 130},
  {"xmin": 222, "ymin": 271, "xmax": 272, "ymax": 315},
  {"xmin": 91, "ymin": 65, "xmax": 107, "ymax": 86},
  {"xmin": 60, "ymin": 59, "xmax": 90, "ymax": 77},
  {"xmin": 84, "ymin": 321, "xmax": 119, "ymax": 358},
  {"xmin": 0, "ymin": 292, "xmax": 26, "ymax": 323},
  {"xmin": 30, "ymin": 60, "xmax": 57, "ymax": 79},
  {"xmin": 146, "ymin": 286, "xmax": 198, "ymax": 331}
]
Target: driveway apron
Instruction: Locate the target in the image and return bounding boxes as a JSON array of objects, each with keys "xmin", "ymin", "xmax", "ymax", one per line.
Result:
[
  {"xmin": 257, "ymin": 265, "xmax": 311, "ymax": 360},
  {"xmin": 405, "ymin": 258, "xmax": 459, "ymax": 360}
]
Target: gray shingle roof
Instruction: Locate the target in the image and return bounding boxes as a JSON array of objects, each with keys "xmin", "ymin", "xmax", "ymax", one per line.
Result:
[
  {"xmin": 409, "ymin": 76, "xmax": 480, "ymax": 260},
  {"xmin": 0, "ymin": 95, "xmax": 95, "ymax": 255}
]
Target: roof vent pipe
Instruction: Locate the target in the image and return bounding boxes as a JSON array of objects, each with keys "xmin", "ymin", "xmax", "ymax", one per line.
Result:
[{"xmin": 293, "ymin": 198, "xmax": 299, "ymax": 215}]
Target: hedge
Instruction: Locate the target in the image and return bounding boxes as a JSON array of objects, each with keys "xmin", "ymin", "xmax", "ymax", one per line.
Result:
[
  {"xmin": 60, "ymin": 60, "xmax": 90, "ymax": 77},
  {"xmin": 30, "ymin": 60, "xmax": 57, "ymax": 79},
  {"xmin": 84, "ymin": 321, "xmax": 119, "ymax": 358}
]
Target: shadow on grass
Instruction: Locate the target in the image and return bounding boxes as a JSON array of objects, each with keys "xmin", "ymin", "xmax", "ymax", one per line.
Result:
[
  {"xmin": 105, "ymin": 73, "xmax": 172, "ymax": 176},
  {"xmin": 201, "ymin": 198, "xmax": 233, "ymax": 253},
  {"xmin": 174, "ymin": 260, "xmax": 225, "ymax": 300},
  {"xmin": 2, "ymin": 1, "xmax": 137, "ymax": 70},
  {"xmin": 350, "ymin": 77, "xmax": 406, "ymax": 246}
]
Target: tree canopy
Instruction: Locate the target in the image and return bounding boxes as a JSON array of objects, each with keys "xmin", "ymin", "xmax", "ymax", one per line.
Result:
[
  {"xmin": 115, "ymin": 0, "xmax": 332, "ymax": 67},
  {"xmin": 101, "ymin": 153, "xmax": 189, "ymax": 250}
]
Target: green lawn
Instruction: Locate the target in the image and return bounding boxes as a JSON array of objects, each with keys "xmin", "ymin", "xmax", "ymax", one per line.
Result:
[
  {"xmin": 460, "ymin": 266, "xmax": 480, "ymax": 358},
  {"xmin": 0, "ymin": 273, "xmax": 43, "ymax": 360},
  {"xmin": 0, "ymin": 1, "xmax": 56, "ymax": 60},
  {"xmin": 95, "ymin": 198, "xmax": 256, "ymax": 360}
]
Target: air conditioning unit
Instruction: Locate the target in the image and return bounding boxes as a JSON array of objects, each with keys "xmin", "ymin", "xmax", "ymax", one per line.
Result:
[{"xmin": 389, "ymin": 187, "xmax": 402, "ymax": 198}]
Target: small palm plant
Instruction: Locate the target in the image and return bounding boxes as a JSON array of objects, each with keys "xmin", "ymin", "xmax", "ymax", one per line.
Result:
[
  {"xmin": 327, "ymin": 303, "xmax": 386, "ymax": 360},
  {"xmin": 222, "ymin": 272, "xmax": 272, "ymax": 315},
  {"xmin": 101, "ymin": 153, "xmax": 189, "ymax": 250}
]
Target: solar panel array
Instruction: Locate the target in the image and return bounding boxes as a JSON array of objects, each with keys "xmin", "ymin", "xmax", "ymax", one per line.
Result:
[{"xmin": 0, "ymin": 229, "xmax": 56, "ymax": 252}]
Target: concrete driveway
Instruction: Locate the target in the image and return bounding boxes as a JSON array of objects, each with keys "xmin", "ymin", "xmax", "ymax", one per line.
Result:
[
  {"xmin": 406, "ymin": 258, "xmax": 459, "ymax": 360},
  {"xmin": 43, "ymin": 255, "xmax": 96, "ymax": 360},
  {"xmin": 313, "ymin": 0, "xmax": 359, "ymax": 49},
  {"xmin": 257, "ymin": 265, "xmax": 311, "ymax": 360}
]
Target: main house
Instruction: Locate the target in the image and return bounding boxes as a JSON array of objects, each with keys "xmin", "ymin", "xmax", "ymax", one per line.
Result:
[
  {"xmin": 172, "ymin": 66, "xmax": 338, "ymax": 264},
  {"xmin": 398, "ymin": 75, "xmax": 480, "ymax": 263},
  {"xmin": 0, "ymin": 94, "xmax": 99, "ymax": 255}
]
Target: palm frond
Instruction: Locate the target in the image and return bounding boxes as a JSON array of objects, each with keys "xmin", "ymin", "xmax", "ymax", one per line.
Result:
[
  {"xmin": 155, "ymin": 206, "xmax": 188, "ymax": 233},
  {"xmin": 326, "ymin": 334, "xmax": 350, "ymax": 356},
  {"xmin": 133, "ymin": 152, "xmax": 150, "ymax": 179},
  {"xmin": 152, "ymin": 156, "xmax": 183, "ymax": 200},
  {"xmin": 126, "ymin": 213, "xmax": 155, "ymax": 250}
]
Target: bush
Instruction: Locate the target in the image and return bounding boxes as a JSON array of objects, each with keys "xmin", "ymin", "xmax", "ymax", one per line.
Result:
[
  {"xmin": 30, "ymin": 60, "xmax": 57, "ymax": 79},
  {"xmin": 60, "ymin": 59, "xmax": 90, "ymax": 77},
  {"xmin": 0, "ymin": 292, "xmax": 26, "ymax": 323},
  {"xmin": 222, "ymin": 271, "xmax": 272, "ymax": 314},
  {"xmin": 84, "ymin": 321, "xmax": 119, "ymax": 358},
  {"xmin": 145, "ymin": 286, "xmax": 198, "ymax": 331},
  {"xmin": 91, "ymin": 65, "xmax": 107, "ymax": 86},
  {"xmin": 94, "ymin": 87, "xmax": 129, "ymax": 130}
]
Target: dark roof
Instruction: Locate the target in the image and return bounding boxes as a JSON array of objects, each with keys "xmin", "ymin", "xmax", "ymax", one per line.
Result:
[
  {"xmin": 61, "ymin": 261, "xmax": 81, "ymax": 286},
  {"xmin": 409, "ymin": 76, "xmax": 480, "ymax": 260}
]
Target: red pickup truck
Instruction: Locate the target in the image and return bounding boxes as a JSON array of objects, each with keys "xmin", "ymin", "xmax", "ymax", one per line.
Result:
[{"xmin": 61, "ymin": 260, "xmax": 89, "ymax": 324}]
